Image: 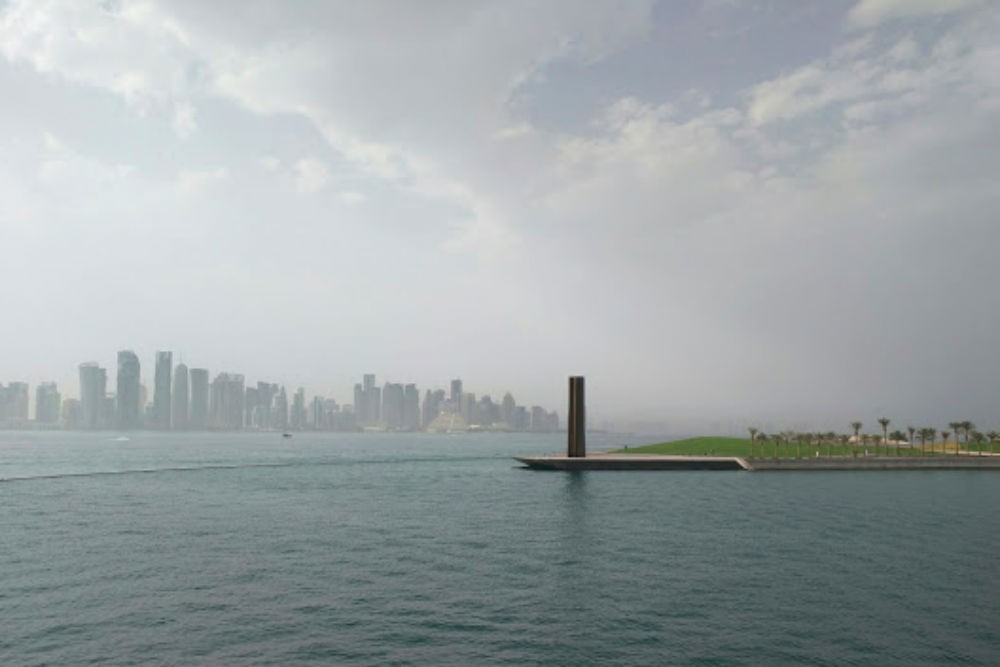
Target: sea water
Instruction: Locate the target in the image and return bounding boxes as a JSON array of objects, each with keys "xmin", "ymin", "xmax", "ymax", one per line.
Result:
[{"xmin": 1, "ymin": 431, "xmax": 997, "ymax": 666}]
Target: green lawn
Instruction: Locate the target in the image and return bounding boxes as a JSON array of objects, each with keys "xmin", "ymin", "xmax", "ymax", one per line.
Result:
[{"xmin": 611, "ymin": 436, "xmax": 964, "ymax": 458}]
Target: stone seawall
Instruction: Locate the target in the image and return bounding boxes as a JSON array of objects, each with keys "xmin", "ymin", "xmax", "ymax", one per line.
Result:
[{"xmin": 747, "ymin": 456, "xmax": 1000, "ymax": 471}]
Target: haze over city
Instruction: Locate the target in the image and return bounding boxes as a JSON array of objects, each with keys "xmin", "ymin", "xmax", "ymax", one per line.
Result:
[{"xmin": 1, "ymin": 0, "xmax": 997, "ymax": 431}]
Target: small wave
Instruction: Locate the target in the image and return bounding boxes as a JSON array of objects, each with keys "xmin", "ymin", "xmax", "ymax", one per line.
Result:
[
  {"xmin": 0, "ymin": 454, "xmax": 509, "ymax": 484},
  {"xmin": 0, "ymin": 461, "xmax": 297, "ymax": 484}
]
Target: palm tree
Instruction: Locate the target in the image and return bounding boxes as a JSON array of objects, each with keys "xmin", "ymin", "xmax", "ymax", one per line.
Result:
[
  {"xmin": 890, "ymin": 430, "xmax": 907, "ymax": 456},
  {"xmin": 988, "ymin": 431, "xmax": 1000, "ymax": 456},
  {"xmin": 940, "ymin": 430, "xmax": 950, "ymax": 458},
  {"xmin": 970, "ymin": 430, "xmax": 985, "ymax": 456},
  {"xmin": 851, "ymin": 421, "xmax": 862, "ymax": 453},
  {"xmin": 748, "ymin": 427, "xmax": 758, "ymax": 458},
  {"xmin": 927, "ymin": 428, "xmax": 937, "ymax": 456},
  {"xmin": 948, "ymin": 422, "xmax": 962, "ymax": 455},
  {"xmin": 963, "ymin": 422, "xmax": 975, "ymax": 453},
  {"xmin": 907, "ymin": 426, "xmax": 916, "ymax": 449},
  {"xmin": 877, "ymin": 417, "xmax": 890, "ymax": 456}
]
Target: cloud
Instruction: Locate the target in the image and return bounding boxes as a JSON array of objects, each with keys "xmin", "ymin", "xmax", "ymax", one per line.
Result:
[
  {"xmin": 847, "ymin": 0, "xmax": 980, "ymax": 29},
  {"xmin": 747, "ymin": 9, "xmax": 998, "ymax": 126},
  {"xmin": 172, "ymin": 102, "xmax": 197, "ymax": 137},
  {"xmin": 0, "ymin": 0, "xmax": 997, "ymax": 423},
  {"xmin": 0, "ymin": 0, "xmax": 199, "ymax": 130},
  {"xmin": 338, "ymin": 191, "xmax": 366, "ymax": 205},
  {"xmin": 293, "ymin": 157, "xmax": 329, "ymax": 194},
  {"xmin": 176, "ymin": 166, "xmax": 228, "ymax": 194}
]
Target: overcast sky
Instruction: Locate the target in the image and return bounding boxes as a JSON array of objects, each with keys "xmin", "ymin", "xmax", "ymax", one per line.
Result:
[{"xmin": 1, "ymin": 0, "xmax": 997, "ymax": 430}]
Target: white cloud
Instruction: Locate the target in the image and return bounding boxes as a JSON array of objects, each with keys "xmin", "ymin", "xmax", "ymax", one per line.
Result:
[
  {"xmin": 176, "ymin": 166, "xmax": 228, "ymax": 194},
  {"xmin": 848, "ymin": 0, "xmax": 980, "ymax": 29},
  {"xmin": 172, "ymin": 102, "xmax": 197, "ymax": 138},
  {"xmin": 293, "ymin": 157, "xmax": 330, "ymax": 194},
  {"xmin": 338, "ymin": 191, "xmax": 366, "ymax": 205},
  {"xmin": 1, "ymin": 0, "xmax": 997, "ymax": 422}
]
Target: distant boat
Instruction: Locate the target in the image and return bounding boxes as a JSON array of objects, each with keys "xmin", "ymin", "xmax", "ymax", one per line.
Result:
[
  {"xmin": 114, "ymin": 436, "xmax": 130, "ymax": 442},
  {"xmin": 282, "ymin": 433, "xmax": 292, "ymax": 438}
]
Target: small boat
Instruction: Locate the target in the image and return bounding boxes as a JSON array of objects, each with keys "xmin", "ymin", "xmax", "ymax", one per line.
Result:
[{"xmin": 282, "ymin": 433, "xmax": 292, "ymax": 438}]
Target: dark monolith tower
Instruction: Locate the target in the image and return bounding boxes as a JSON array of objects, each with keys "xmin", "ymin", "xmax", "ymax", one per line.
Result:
[{"xmin": 568, "ymin": 376, "xmax": 585, "ymax": 457}]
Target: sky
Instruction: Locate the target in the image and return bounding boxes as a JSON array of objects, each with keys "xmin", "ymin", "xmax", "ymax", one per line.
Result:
[{"xmin": 1, "ymin": 0, "xmax": 997, "ymax": 431}]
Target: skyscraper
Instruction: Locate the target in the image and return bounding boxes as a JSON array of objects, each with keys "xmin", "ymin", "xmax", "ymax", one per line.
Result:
[
  {"xmin": 116, "ymin": 350, "xmax": 141, "ymax": 429},
  {"xmin": 172, "ymin": 363, "xmax": 189, "ymax": 429},
  {"xmin": 209, "ymin": 372, "xmax": 245, "ymax": 429},
  {"xmin": 35, "ymin": 382, "xmax": 61, "ymax": 424},
  {"xmin": 355, "ymin": 374, "xmax": 381, "ymax": 426},
  {"xmin": 363, "ymin": 374, "xmax": 380, "ymax": 425},
  {"xmin": 422, "ymin": 389, "xmax": 444, "ymax": 427},
  {"xmin": 290, "ymin": 387, "xmax": 306, "ymax": 429},
  {"xmin": 79, "ymin": 362, "xmax": 107, "ymax": 429},
  {"xmin": 189, "ymin": 368, "xmax": 209, "ymax": 429},
  {"xmin": 501, "ymin": 392, "xmax": 516, "ymax": 427},
  {"xmin": 153, "ymin": 351, "xmax": 172, "ymax": 429},
  {"xmin": 403, "ymin": 383, "xmax": 420, "ymax": 431},
  {"xmin": 0, "ymin": 382, "xmax": 29, "ymax": 425},
  {"xmin": 382, "ymin": 382, "xmax": 404, "ymax": 429},
  {"xmin": 450, "ymin": 378, "xmax": 463, "ymax": 409}
]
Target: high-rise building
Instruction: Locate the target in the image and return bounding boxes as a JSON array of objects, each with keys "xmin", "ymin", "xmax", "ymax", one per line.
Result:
[
  {"xmin": 251, "ymin": 382, "xmax": 278, "ymax": 430},
  {"xmin": 354, "ymin": 374, "xmax": 382, "ymax": 426},
  {"xmin": 153, "ymin": 351, "xmax": 172, "ymax": 429},
  {"xmin": 189, "ymin": 368, "xmax": 209, "ymax": 429},
  {"xmin": 0, "ymin": 382, "xmax": 29, "ymax": 425},
  {"xmin": 79, "ymin": 362, "xmax": 107, "ymax": 429},
  {"xmin": 501, "ymin": 392, "xmax": 516, "ymax": 427},
  {"xmin": 209, "ymin": 372, "xmax": 245, "ymax": 429},
  {"xmin": 61, "ymin": 398, "xmax": 82, "ymax": 428},
  {"xmin": 310, "ymin": 396, "xmax": 325, "ymax": 430},
  {"xmin": 403, "ymin": 384, "xmax": 420, "ymax": 431},
  {"xmin": 450, "ymin": 379, "xmax": 463, "ymax": 409},
  {"xmin": 382, "ymin": 382, "xmax": 404, "ymax": 429},
  {"xmin": 35, "ymin": 382, "xmax": 61, "ymax": 424},
  {"xmin": 273, "ymin": 386, "xmax": 288, "ymax": 430},
  {"xmin": 478, "ymin": 395, "xmax": 499, "ymax": 426},
  {"xmin": 116, "ymin": 350, "xmax": 141, "ymax": 429},
  {"xmin": 461, "ymin": 392, "xmax": 477, "ymax": 424},
  {"xmin": 354, "ymin": 383, "xmax": 365, "ymax": 423},
  {"xmin": 172, "ymin": 363, "xmax": 189, "ymax": 429},
  {"xmin": 369, "ymin": 385, "xmax": 381, "ymax": 425},
  {"xmin": 363, "ymin": 374, "xmax": 381, "ymax": 425},
  {"xmin": 422, "ymin": 389, "xmax": 445, "ymax": 427},
  {"xmin": 290, "ymin": 388, "xmax": 306, "ymax": 429}
]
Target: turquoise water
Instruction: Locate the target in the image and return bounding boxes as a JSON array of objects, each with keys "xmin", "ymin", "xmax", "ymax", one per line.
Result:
[{"xmin": 1, "ymin": 431, "xmax": 997, "ymax": 666}]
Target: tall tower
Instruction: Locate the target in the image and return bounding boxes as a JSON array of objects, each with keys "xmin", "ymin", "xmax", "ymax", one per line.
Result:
[
  {"xmin": 35, "ymin": 382, "xmax": 61, "ymax": 424},
  {"xmin": 189, "ymin": 368, "xmax": 209, "ymax": 429},
  {"xmin": 79, "ymin": 362, "xmax": 107, "ymax": 430},
  {"xmin": 153, "ymin": 351, "xmax": 172, "ymax": 429},
  {"xmin": 116, "ymin": 350, "xmax": 142, "ymax": 429},
  {"xmin": 450, "ymin": 379, "xmax": 463, "ymax": 410},
  {"xmin": 403, "ymin": 383, "xmax": 420, "ymax": 431},
  {"xmin": 172, "ymin": 363, "xmax": 189, "ymax": 429}
]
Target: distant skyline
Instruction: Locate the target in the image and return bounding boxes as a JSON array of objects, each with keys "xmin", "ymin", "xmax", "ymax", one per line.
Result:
[
  {"xmin": 0, "ymin": 351, "xmax": 561, "ymax": 434},
  {"xmin": 1, "ymin": 1, "xmax": 998, "ymax": 429}
]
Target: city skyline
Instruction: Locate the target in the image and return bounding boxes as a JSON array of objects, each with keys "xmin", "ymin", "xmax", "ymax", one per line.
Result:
[{"xmin": 0, "ymin": 348, "xmax": 561, "ymax": 433}]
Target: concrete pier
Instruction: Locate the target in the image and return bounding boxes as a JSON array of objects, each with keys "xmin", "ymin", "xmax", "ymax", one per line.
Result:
[{"xmin": 515, "ymin": 453, "xmax": 1000, "ymax": 472}]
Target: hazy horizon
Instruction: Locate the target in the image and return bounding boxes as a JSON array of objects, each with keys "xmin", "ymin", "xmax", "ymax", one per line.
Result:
[{"xmin": 2, "ymin": 0, "xmax": 997, "ymax": 430}]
